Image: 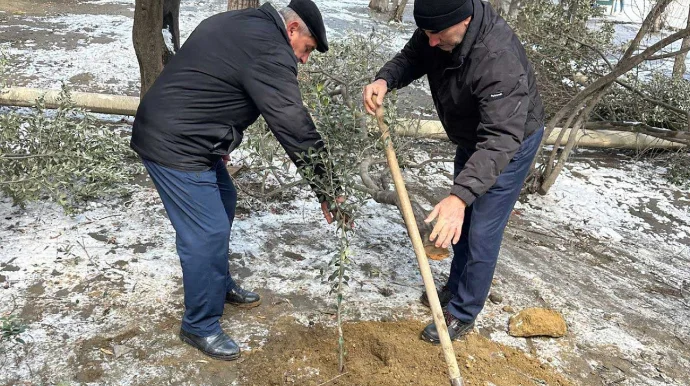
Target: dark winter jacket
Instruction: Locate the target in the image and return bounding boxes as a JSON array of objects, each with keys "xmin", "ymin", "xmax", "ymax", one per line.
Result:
[
  {"xmin": 130, "ymin": 3, "xmax": 328, "ymax": 194},
  {"xmin": 375, "ymin": 0, "xmax": 544, "ymax": 206}
]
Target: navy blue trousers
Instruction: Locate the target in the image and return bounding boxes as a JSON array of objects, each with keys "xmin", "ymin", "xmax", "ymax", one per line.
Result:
[
  {"xmin": 446, "ymin": 129, "xmax": 544, "ymax": 323},
  {"xmin": 143, "ymin": 159, "xmax": 237, "ymax": 337}
]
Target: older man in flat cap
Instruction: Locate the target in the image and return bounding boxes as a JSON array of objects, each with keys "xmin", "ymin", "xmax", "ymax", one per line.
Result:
[
  {"xmin": 364, "ymin": 0, "xmax": 545, "ymax": 344},
  {"xmin": 131, "ymin": 0, "xmax": 339, "ymax": 360}
]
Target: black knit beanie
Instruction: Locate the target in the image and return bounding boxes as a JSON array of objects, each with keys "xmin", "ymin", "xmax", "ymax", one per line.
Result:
[{"xmin": 413, "ymin": 0, "xmax": 474, "ymax": 32}]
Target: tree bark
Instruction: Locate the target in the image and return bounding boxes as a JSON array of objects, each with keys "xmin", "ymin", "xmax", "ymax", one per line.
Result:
[
  {"xmin": 227, "ymin": 0, "xmax": 258, "ymax": 10},
  {"xmin": 162, "ymin": 0, "xmax": 180, "ymax": 66},
  {"xmin": 133, "ymin": 0, "xmax": 165, "ymax": 97},
  {"xmin": 369, "ymin": 0, "xmax": 390, "ymax": 13},
  {"xmin": 391, "ymin": 0, "xmax": 408, "ymax": 22},
  {"xmin": 672, "ymin": 6, "xmax": 690, "ymax": 80},
  {"xmin": 651, "ymin": 5, "xmax": 670, "ymax": 33}
]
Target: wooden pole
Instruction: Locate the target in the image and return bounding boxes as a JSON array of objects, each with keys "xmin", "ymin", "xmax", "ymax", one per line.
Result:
[{"xmin": 374, "ymin": 102, "xmax": 463, "ymax": 386}]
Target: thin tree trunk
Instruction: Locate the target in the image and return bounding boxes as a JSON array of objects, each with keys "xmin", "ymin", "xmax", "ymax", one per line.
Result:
[
  {"xmin": 133, "ymin": 0, "xmax": 165, "ymax": 97},
  {"xmin": 133, "ymin": 0, "xmax": 180, "ymax": 97},
  {"xmin": 539, "ymin": 91, "xmax": 606, "ymax": 194},
  {"xmin": 391, "ymin": 0, "xmax": 408, "ymax": 22},
  {"xmin": 228, "ymin": 0, "xmax": 258, "ymax": 10},
  {"xmin": 672, "ymin": 7, "xmax": 690, "ymax": 80}
]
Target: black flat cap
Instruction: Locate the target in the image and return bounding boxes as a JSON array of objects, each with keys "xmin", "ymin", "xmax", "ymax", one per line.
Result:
[{"xmin": 288, "ymin": 0, "xmax": 328, "ymax": 52}]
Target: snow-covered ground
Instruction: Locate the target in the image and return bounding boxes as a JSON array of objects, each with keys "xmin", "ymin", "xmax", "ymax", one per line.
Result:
[
  {"xmin": 0, "ymin": 0, "xmax": 416, "ymax": 95},
  {"xmin": 602, "ymin": 0, "xmax": 689, "ymax": 29},
  {"xmin": 2, "ymin": 144, "xmax": 689, "ymax": 385}
]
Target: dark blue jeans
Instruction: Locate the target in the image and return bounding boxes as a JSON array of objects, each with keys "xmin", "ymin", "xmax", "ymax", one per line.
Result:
[
  {"xmin": 142, "ymin": 159, "xmax": 237, "ymax": 337},
  {"xmin": 446, "ymin": 128, "xmax": 544, "ymax": 323}
]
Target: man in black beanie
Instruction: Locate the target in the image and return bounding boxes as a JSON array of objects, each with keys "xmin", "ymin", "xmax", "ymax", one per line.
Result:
[
  {"xmin": 131, "ymin": 0, "xmax": 341, "ymax": 361},
  {"xmin": 364, "ymin": 0, "xmax": 545, "ymax": 344}
]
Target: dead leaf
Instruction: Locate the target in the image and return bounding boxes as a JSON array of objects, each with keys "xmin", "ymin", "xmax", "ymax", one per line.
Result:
[{"xmin": 100, "ymin": 348, "xmax": 114, "ymax": 356}]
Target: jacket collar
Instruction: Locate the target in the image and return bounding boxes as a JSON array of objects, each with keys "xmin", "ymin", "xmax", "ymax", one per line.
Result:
[
  {"xmin": 259, "ymin": 3, "xmax": 291, "ymax": 47},
  {"xmin": 451, "ymin": 0, "xmax": 485, "ymax": 67}
]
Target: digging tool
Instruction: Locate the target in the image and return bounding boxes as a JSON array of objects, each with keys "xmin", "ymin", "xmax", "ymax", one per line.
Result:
[{"xmin": 373, "ymin": 101, "xmax": 464, "ymax": 386}]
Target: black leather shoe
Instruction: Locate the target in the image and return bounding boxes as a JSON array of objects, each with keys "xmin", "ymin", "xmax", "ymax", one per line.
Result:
[
  {"xmin": 420, "ymin": 285, "xmax": 453, "ymax": 308},
  {"xmin": 420, "ymin": 309, "xmax": 474, "ymax": 344},
  {"xmin": 225, "ymin": 286, "xmax": 261, "ymax": 308},
  {"xmin": 179, "ymin": 329, "xmax": 241, "ymax": 361}
]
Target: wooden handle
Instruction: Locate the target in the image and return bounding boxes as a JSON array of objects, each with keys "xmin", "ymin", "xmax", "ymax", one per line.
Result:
[{"xmin": 373, "ymin": 100, "xmax": 463, "ymax": 385}]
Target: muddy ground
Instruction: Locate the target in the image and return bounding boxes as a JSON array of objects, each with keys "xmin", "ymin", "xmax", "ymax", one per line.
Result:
[{"xmin": 2, "ymin": 1, "xmax": 690, "ymax": 385}]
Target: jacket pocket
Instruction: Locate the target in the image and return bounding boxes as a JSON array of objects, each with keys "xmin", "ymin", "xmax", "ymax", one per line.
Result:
[{"xmin": 209, "ymin": 126, "xmax": 244, "ymax": 155}]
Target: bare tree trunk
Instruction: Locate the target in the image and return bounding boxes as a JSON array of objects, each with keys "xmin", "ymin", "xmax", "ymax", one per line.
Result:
[
  {"xmin": 133, "ymin": 0, "xmax": 165, "ymax": 97},
  {"xmin": 133, "ymin": 0, "xmax": 180, "ymax": 97},
  {"xmin": 672, "ymin": 7, "xmax": 690, "ymax": 80},
  {"xmin": 369, "ymin": 0, "xmax": 390, "ymax": 13},
  {"xmin": 228, "ymin": 0, "xmax": 258, "ymax": 10},
  {"xmin": 390, "ymin": 0, "xmax": 408, "ymax": 22}
]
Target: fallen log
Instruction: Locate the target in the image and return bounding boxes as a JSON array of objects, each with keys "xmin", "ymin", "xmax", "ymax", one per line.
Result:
[
  {"xmin": 0, "ymin": 87, "xmax": 139, "ymax": 116},
  {"xmin": 397, "ymin": 119, "xmax": 686, "ymax": 149},
  {"xmin": 1, "ymin": 87, "xmax": 685, "ymax": 150}
]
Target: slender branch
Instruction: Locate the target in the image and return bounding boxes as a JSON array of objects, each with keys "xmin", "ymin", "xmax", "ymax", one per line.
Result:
[
  {"xmin": 621, "ymin": 0, "xmax": 673, "ymax": 61},
  {"xmin": 305, "ymin": 70, "xmax": 349, "ymax": 86},
  {"xmin": 407, "ymin": 158, "xmax": 454, "ymax": 169},
  {"xmin": 566, "ymin": 35, "xmax": 613, "ymax": 71},
  {"xmin": 540, "ymin": 90, "xmax": 607, "ymax": 194},
  {"xmin": 648, "ymin": 45, "xmax": 690, "ymax": 60}
]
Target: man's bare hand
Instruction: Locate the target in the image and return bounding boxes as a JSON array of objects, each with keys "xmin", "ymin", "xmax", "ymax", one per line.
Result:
[
  {"xmin": 321, "ymin": 196, "xmax": 347, "ymax": 225},
  {"xmin": 363, "ymin": 79, "xmax": 388, "ymax": 115},
  {"xmin": 221, "ymin": 154, "xmax": 230, "ymax": 166},
  {"xmin": 425, "ymin": 195, "xmax": 467, "ymax": 249}
]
